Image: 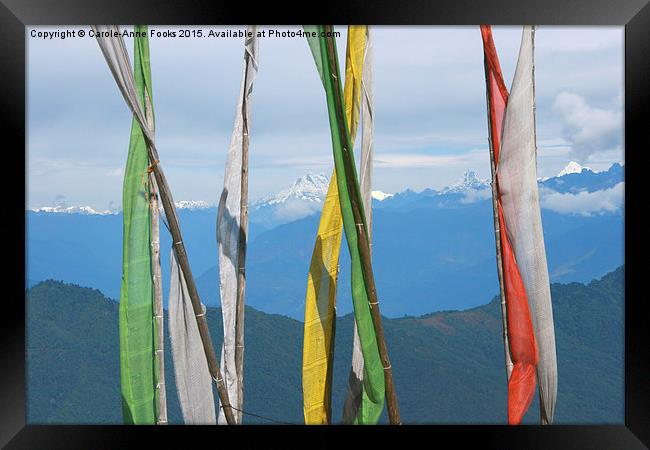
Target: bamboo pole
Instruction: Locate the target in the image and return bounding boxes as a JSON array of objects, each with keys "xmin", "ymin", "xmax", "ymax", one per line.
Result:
[
  {"xmin": 234, "ymin": 39, "xmax": 253, "ymax": 424},
  {"xmin": 149, "ymin": 174, "xmax": 168, "ymax": 425},
  {"xmin": 482, "ymin": 49, "xmax": 514, "ymax": 382},
  {"xmin": 323, "ymin": 26, "xmax": 401, "ymax": 425},
  {"xmin": 529, "ymin": 26, "xmax": 549, "ymax": 426},
  {"xmin": 141, "ymin": 133, "xmax": 236, "ymax": 425},
  {"xmin": 144, "ymin": 88, "xmax": 168, "ymax": 425}
]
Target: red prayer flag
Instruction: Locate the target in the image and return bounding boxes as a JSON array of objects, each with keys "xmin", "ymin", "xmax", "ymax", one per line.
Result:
[{"xmin": 480, "ymin": 25, "xmax": 539, "ymax": 425}]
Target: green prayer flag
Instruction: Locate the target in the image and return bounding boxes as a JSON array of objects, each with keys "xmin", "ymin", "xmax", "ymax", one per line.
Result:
[
  {"xmin": 304, "ymin": 25, "xmax": 385, "ymax": 425},
  {"xmin": 119, "ymin": 25, "xmax": 157, "ymax": 424}
]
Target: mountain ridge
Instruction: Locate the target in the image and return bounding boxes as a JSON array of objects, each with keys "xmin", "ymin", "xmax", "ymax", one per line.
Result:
[
  {"xmin": 28, "ymin": 161, "xmax": 622, "ymax": 216},
  {"xmin": 26, "ymin": 162, "xmax": 624, "ymax": 316},
  {"xmin": 26, "ymin": 266, "xmax": 624, "ymax": 424}
]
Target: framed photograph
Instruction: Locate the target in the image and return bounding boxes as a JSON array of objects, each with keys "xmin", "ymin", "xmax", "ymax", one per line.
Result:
[{"xmin": 4, "ymin": 0, "xmax": 647, "ymax": 447}]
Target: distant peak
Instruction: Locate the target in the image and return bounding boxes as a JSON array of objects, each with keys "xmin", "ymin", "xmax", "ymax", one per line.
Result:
[
  {"xmin": 557, "ymin": 161, "xmax": 595, "ymax": 177},
  {"xmin": 290, "ymin": 172, "xmax": 329, "ymax": 191},
  {"xmin": 443, "ymin": 170, "xmax": 489, "ymax": 193},
  {"xmin": 372, "ymin": 190, "xmax": 393, "ymax": 201},
  {"xmin": 174, "ymin": 200, "xmax": 211, "ymax": 210},
  {"xmin": 461, "ymin": 170, "xmax": 483, "ymax": 183},
  {"xmin": 255, "ymin": 172, "xmax": 330, "ymax": 207},
  {"xmin": 30, "ymin": 205, "xmax": 117, "ymax": 215}
]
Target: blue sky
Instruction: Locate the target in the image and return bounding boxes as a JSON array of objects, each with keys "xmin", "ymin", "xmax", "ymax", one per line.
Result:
[{"xmin": 27, "ymin": 25, "xmax": 624, "ymax": 210}]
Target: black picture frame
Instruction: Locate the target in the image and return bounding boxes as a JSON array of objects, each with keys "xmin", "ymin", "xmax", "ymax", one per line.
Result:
[{"xmin": 4, "ymin": 0, "xmax": 647, "ymax": 447}]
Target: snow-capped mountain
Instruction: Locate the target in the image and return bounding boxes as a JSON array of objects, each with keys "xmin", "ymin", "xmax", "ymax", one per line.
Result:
[
  {"xmin": 30, "ymin": 200, "xmax": 213, "ymax": 215},
  {"xmin": 541, "ymin": 162, "xmax": 622, "ymax": 195},
  {"xmin": 442, "ymin": 170, "xmax": 490, "ymax": 194},
  {"xmin": 174, "ymin": 200, "xmax": 212, "ymax": 210},
  {"xmin": 249, "ymin": 173, "xmax": 399, "ymax": 228},
  {"xmin": 250, "ymin": 173, "xmax": 329, "ymax": 229},
  {"xmin": 30, "ymin": 205, "xmax": 117, "ymax": 215},
  {"xmin": 28, "ymin": 162, "xmax": 623, "ymax": 222},
  {"xmin": 27, "ymin": 163, "xmax": 624, "ymax": 312},
  {"xmin": 253, "ymin": 172, "xmax": 395, "ymax": 205},
  {"xmin": 372, "ymin": 190, "xmax": 393, "ymax": 201},
  {"xmin": 376, "ymin": 163, "xmax": 623, "ymax": 215},
  {"xmin": 557, "ymin": 161, "xmax": 595, "ymax": 177},
  {"xmin": 254, "ymin": 173, "xmax": 329, "ymax": 208}
]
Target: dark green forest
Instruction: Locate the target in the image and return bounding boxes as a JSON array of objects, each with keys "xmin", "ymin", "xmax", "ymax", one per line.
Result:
[{"xmin": 26, "ymin": 266, "xmax": 623, "ymax": 424}]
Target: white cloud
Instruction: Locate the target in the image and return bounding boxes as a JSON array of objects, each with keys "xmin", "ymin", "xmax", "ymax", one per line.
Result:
[
  {"xmin": 374, "ymin": 149, "xmax": 489, "ymax": 169},
  {"xmin": 374, "ymin": 153, "xmax": 467, "ymax": 168},
  {"xmin": 460, "ymin": 189, "xmax": 492, "ymax": 204},
  {"xmin": 272, "ymin": 198, "xmax": 323, "ymax": 222},
  {"xmin": 552, "ymin": 91, "xmax": 622, "ymax": 163},
  {"xmin": 29, "ymin": 157, "xmax": 107, "ymax": 175},
  {"xmin": 540, "ymin": 182, "xmax": 624, "ymax": 216}
]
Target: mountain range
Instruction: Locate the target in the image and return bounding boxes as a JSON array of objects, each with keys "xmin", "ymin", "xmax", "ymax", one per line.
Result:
[
  {"xmin": 26, "ymin": 162, "xmax": 624, "ymax": 318},
  {"xmin": 26, "ymin": 266, "xmax": 624, "ymax": 424},
  {"xmin": 30, "ymin": 161, "xmax": 622, "ymax": 219}
]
